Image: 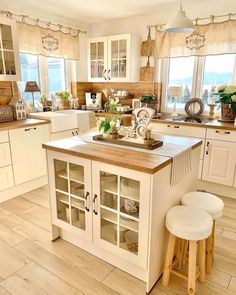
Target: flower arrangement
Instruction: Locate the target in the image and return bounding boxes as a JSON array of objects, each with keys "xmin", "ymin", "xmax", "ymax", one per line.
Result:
[
  {"xmin": 55, "ymin": 91, "xmax": 70, "ymax": 101},
  {"xmin": 97, "ymin": 102, "xmax": 120, "ymax": 136},
  {"xmin": 215, "ymin": 85, "xmax": 236, "ymax": 112}
]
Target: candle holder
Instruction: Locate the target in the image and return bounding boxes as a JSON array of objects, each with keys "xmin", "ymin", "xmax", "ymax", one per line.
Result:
[{"xmin": 207, "ymin": 103, "xmax": 217, "ymax": 120}]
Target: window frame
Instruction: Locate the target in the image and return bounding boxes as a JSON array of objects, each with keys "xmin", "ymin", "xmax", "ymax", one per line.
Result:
[
  {"xmin": 19, "ymin": 53, "xmax": 76, "ymax": 99},
  {"xmin": 160, "ymin": 54, "xmax": 236, "ymax": 114}
]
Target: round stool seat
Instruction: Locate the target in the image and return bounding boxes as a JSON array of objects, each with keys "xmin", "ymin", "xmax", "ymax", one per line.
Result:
[
  {"xmin": 181, "ymin": 192, "xmax": 224, "ymax": 220},
  {"xmin": 166, "ymin": 206, "xmax": 213, "ymax": 241}
]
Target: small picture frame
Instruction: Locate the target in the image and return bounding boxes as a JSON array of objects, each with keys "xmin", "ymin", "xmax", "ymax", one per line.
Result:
[{"xmin": 132, "ymin": 99, "xmax": 141, "ymax": 109}]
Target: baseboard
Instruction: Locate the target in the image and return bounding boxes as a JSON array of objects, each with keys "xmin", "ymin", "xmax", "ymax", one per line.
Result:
[
  {"xmin": 0, "ymin": 176, "xmax": 48, "ymax": 203},
  {"xmin": 197, "ymin": 180, "xmax": 236, "ymax": 199}
]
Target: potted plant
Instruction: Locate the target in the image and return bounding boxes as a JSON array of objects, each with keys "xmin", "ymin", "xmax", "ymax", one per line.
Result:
[
  {"xmin": 56, "ymin": 91, "xmax": 71, "ymax": 110},
  {"xmin": 143, "ymin": 128, "xmax": 154, "ymax": 146},
  {"xmin": 97, "ymin": 102, "xmax": 120, "ymax": 138},
  {"xmin": 215, "ymin": 85, "xmax": 236, "ymax": 122}
]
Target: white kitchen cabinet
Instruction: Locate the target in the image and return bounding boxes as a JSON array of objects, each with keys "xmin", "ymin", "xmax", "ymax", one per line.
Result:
[
  {"xmin": 0, "ymin": 165, "xmax": 14, "ymax": 191},
  {"xmin": 88, "ymin": 34, "xmax": 140, "ymax": 82},
  {"xmin": 0, "ymin": 142, "xmax": 11, "ymax": 167},
  {"xmin": 0, "ymin": 16, "xmax": 21, "ymax": 81},
  {"xmin": 9, "ymin": 124, "xmax": 50, "ymax": 185},
  {"xmin": 202, "ymin": 139, "xmax": 236, "ymax": 186},
  {"xmin": 47, "ymin": 152, "xmax": 150, "ymax": 267}
]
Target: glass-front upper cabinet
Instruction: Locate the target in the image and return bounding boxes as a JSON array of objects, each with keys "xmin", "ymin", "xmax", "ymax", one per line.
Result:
[
  {"xmin": 88, "ymin": 34, "xmax": 139, "ymax": 82},
  {"xmin": 88, "ymin": 37, "xmax": 107, "ymax": 82},
  {"xmin": 0, "ymin": 17, "xmax": 21, "ymax": 81},
  {"xmin": 92, "ymin": 162, "xmax": 150, "ymax": 267}
]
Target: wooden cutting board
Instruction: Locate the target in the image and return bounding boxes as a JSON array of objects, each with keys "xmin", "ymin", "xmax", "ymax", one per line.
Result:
[{"xmin": 140, "ymin": 57, "xmax": 155, "ymax": 81}]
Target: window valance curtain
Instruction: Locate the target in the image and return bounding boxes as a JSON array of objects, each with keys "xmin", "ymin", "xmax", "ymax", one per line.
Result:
[
  {"xmin": 154, "ymin": 19, "xmax": 236, "ymax": 59},
  {"xmin": 17, "ymin": 23, "xmax": 80, "ymax": 60}
]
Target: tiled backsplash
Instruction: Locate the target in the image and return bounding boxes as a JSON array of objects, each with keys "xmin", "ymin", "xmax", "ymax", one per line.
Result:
[{"xmin": 72, "ymin": 82, "xmax": 162, "ymax": 110}]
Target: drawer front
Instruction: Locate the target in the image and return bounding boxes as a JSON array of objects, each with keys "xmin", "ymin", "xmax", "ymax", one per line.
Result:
[
  {"xmin": 0, "ymin": 165, "xmax": 14, "ymax": 191},
  {"xmin": 206, "ymin": 128, "xmax": 236, "ymax": 142},
  {"xmin": 150, "ymin": 123, "xmax": 206, "ymax": 138},
  {"xmin": 0, "ymin": 142, "xmax": 11, "ymax": 167},
  {"xmin": 0, "ymin": 131, "xmax": 9, "ymax": 143}
]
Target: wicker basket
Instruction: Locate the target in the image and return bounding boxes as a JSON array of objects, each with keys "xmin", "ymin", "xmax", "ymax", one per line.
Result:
[{"xmin": 0, "ymin": 106, "xmax": 14, "ymax": 122}]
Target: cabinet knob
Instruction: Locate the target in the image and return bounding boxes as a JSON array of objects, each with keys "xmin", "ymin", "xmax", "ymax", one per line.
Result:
[{"xmin": 92, "ymin": 194, "xmax": 98, "ymax": 215}]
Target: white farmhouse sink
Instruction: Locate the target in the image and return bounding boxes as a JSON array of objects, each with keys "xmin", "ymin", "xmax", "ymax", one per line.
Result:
[{"xmin": 29, "ymin": 111, "xmax": 78, "ymax": 133}]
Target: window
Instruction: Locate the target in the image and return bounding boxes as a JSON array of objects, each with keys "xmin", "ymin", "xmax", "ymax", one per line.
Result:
[
  {"xmin": 19, "ymin": 53, "xmax": 72, "ymax": 101},
  {"xmin": 167, "ymin": 56, "xmax": 194, "ymax": 109},
  {"xmin": 201, "ymin": 54, "xmax": 235, "ymax": 104},
  {"xmin": 18, "ymin": 53, "xmax": 40, "ymax": 100},
  {"xmin": 162, "ymin": 54, "xmax": 236, "ymax": 112},
  {"xmin": 47, "ymin": 57, "xmax": 66, "ymax": 95}
]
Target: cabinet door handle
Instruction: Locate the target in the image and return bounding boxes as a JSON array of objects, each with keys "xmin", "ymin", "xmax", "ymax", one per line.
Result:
[
  {"xmin": 206, "ymin": 141, "xmax": 210, "ymax": 155},
  {"xmin": 72, "ymin": 131, "xmax": 74, "ymax": 136},
  {"xmin": 215, "ymin": 130, "xmax": 231, "ymax": 135},
  {"xmin": 24, "ymin": 127, "xmax": 37, "ymax": 132},
  {"xmin": 85, "ymin": 191, "xmax": 90, "ymax": 212},
  {"xmin": 107, "ymin": 69, "xmax": 111, "ymax": 80},
  {"xmin": 76, "ymin": 130, "xmax": 79, "ymax": 135},
  {"xmin": 92, "ymin": 194, "xmax": 98, "ymax": 215},
  {"xmin": 167, "ymin": 125, "xmax": 180, "ymax": 129},
  {"xmin": 104, "ymin": 69, "xmax": 107, "ymax": 80}
]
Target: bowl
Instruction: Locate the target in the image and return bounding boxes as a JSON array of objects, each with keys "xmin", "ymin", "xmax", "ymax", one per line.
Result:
[{"xmin": 125, "ymin": 230, "xmax": 138, "ymax": 252}]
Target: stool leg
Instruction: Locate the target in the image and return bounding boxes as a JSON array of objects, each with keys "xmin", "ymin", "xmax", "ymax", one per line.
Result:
[
  {"xmin": 182, "ymin": 240, "xmax": 189, "ymax": 266},
  {"xmin": 212, "ymin": 220, "xmax": 216, "ymax": 260},
  {"xmin": 162, "ymin": 233, "xmax": 176, "ymax": 287},
  {"xmin": 175, "ymin": 239, "xmax": 183, "ymax": 270},
  {"xmin": 206, "ymin": 230, "xmax": 213, "ymax": 274},
  {"xmin": 188, "ymin": 240, "xmax": 197, "ymax": 295},
  {"xmin": 198, "ymin": 239, "xmax": 206, "ymax": 283}
]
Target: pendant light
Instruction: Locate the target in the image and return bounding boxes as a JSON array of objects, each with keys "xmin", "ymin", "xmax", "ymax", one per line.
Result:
[{"xmin": 165, "ymin": 0, "xmax": 194, "ymax": 32}]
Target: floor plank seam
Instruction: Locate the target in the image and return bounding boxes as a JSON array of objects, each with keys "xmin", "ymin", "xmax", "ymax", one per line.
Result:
[{"xmin": 100, "ymin": 266, "xmax": 116, "ymax": 283}]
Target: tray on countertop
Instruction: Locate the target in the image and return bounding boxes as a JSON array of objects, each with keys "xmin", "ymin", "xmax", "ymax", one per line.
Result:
[{"xmin": 92, "ymin": 134, "xmax": 163, "ymax": 150}]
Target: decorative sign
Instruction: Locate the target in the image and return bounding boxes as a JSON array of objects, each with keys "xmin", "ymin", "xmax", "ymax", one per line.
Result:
[
  {"xmin": 42, "ymin": 34, "xmax": 59, "ymax": 52},
  {"xmin": 186, "ymin": 31, "xmax": 205, "ymax": 50}
]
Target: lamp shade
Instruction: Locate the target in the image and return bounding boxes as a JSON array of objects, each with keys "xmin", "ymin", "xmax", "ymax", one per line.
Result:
[
  {"xmin": 165, "ymin": 1, "xmax": 194, "ymax": 32},
  {"xmin": 24, "ymin": 81, "xmax": 40, "ymax": 92},
  {"xmin": 168, "ymin": 86, "xmax": 183, "ymax": 96}
]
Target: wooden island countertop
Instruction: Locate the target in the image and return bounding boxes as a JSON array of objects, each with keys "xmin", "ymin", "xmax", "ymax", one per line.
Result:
[
  {"xmin": 43, "ymin": 133, "xmax": 202, "ymax": 174},
  {"xmin": 0, "ymin": 118, "xmax": 50, "ymax": 131}
]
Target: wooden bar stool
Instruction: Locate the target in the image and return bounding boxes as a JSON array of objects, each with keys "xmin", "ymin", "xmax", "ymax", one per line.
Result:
[
  {"xmin": 162, "ymin": 206, "xmax": 213, "ymax": 295},
  {"xmin": 181, "ymin": 192, "xmax": 224, "ymax": 274}
]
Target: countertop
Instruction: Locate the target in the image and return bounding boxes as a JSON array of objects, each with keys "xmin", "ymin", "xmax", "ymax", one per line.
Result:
[
  {"xmin": 95, "ymin": 113, "xmax": 236, "ymax": 131},
  {"xmin": 42, "ymin": 132, "xmax": 202, "ymax": 174},
  {"xmin": 0, "ymin": 118, "xmax": 50, "ymax": 131}
]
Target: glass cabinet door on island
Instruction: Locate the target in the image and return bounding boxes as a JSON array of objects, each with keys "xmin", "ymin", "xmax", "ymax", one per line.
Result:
[
  {"xmin": 0, "ymin": 17, "xmax": 21, "ymax": 81},
  {"xmin": 92, "ymin": 162, "xmax": 150, "ymax": 267},
  {"xmin": 49, "ymin": 154, "xmax": 92, "ymax": 242}
]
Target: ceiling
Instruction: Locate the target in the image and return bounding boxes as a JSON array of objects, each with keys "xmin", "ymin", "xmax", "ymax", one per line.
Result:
[{"xmin": 0, "ymin": 0, "xmax": 196, "ymax": 25}]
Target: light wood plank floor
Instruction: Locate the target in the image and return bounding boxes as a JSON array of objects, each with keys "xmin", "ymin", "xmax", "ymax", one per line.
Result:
[{"xmin": 0, "ymin": 187, "xmax": 235, "ymax": 295}]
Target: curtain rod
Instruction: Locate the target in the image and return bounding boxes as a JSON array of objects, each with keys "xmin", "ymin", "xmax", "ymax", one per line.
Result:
[
  {"xmin": 147, "ymin": 12, "xmax": 236, "ymax": 30},
  {"xmin": 0, "ymin": 10, "xmax": 87, "ymax": 36}
]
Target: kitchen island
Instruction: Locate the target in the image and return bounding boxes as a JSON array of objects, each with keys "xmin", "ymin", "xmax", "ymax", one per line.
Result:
[{"xmin": 43, "ymin": 133, "xmax": 202, "ymax": 293}]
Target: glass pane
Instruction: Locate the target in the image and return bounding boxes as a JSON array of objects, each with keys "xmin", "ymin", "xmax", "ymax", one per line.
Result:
[
  {"xmin": 98, "ymin": 61, "xmax": 104, "ymax": 78},
  {"xmin": 201, "ymin": 54, "xmax": 235, "ymax": 104},
  {"xmin": 69, "ymin": 163, "xmax": 84, "ymax": 183},
  {"xmin": 97, "ymin": 42, "xmax": 104, "ymax": 59},
  {"xmin": 111, "ymin": 60, "xmax": 118, "ymax": 78},
  {"xmin": 167, "ymin": 56, "xmax": 194, "ymax": 109},
  {"xmin": 56, "ymin": 192, "xmax": 69, "ymax": 223},
  {"xmin": 101, "ymin": 191, "xmax": 117, "ymax": 210},
  {"xmin": 120, "ymin": 229, "xmax": 138, "ymax": 254},
  {"xmin": 71, "ymin": 207, "xmax": 85, "ymax": 230},
  {"xmin": 4, "ymin": 51, "xmax": 16, "ymax": 75},
  {"xmin": 90, "ymin": 61, "xmax": 98, "ymax": 78},
  {"xmin": 47, "ymin": 57, "xmax": 65, "ymax": 95},
  {"xmin": 0, "ymin": 52, "xmax": 4, "ymax": 74},
  {"xmin": 119, "ymin": 60, "xmax": 126, "ymax": 78},
  {"xmin": 18, "ymin": 53, "xmax": 40, "ymax": 100},
  {"xmin": 100, "ymin": 172, "xmax": 118, "ymax": 195},
  {"xmin": 101, "ymin": 220, "xmax": 117, "ymax": 245},
  {"xmin": 54, "ymin": 160, "xmax": 68, "ymax": 193},
  {"xmin": 111, "ymin": 40, "xmax": 118, "ymax": 59},
  {"xmin": 1, "ymin": 25, "xmax": 13, "ymax": 50},
  {"xmin": 119, "ymin": 40, "xmax": 127, "ymax": 58},
  {"xmin": 90, "ymin": 43, "xmax": 97, "ymax": 60},
  {"xmin": 120, "ymin": 177, "xmax": 140, "ymax": 200}
]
